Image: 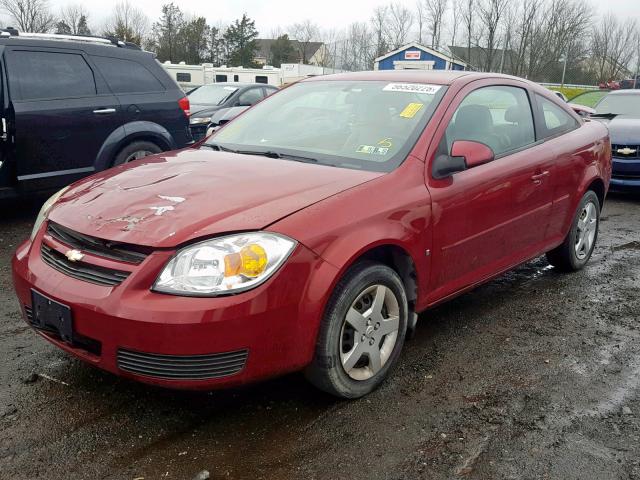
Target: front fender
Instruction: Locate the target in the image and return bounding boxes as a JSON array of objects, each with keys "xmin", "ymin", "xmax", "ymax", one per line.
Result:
[
  {"xmin": 94, "ymin": 122, "xmax": 177, "ymax": 172},
  {"xmin": 270, "ymin": 156, "xmax": 433, "ymax": 310}
]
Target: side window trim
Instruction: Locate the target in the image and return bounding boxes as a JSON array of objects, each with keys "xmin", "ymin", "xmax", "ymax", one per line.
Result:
[
  {"xmin": 532, "ymin": 93, "xmax": 581, "ymax": 142},
  {"xmin": 444, "ymin": 83, "xmax": 538, "ymax": 160}
]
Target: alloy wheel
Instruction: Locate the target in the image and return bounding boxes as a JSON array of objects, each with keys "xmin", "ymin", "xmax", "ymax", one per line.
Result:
[
  {"xmin": 575, "ymin": 201, "xmax": 597, "ymax": 260},
  {"xmin": 339, "ymin": 284, "xmax": 400, "ymax": 381},
  {"xmin": 125, "ymin": 150, "xmax": 154, "ymax": 163}
]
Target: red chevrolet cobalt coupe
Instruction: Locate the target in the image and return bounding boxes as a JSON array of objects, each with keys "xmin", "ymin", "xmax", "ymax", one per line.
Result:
[{"xmin": 13, "ymin": 71, "xmax": 611, "ymax": 398}]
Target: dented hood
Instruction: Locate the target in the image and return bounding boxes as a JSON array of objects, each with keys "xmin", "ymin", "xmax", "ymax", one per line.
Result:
[{"xmin": 48, "ymin": 148, "xmax": 381, "ymax": 248}]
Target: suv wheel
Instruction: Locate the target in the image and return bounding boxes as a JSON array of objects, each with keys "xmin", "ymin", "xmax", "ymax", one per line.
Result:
[
  {"xmin": 113, "ymin": 141, "xmax": 162, "ymax": 167},
  {"xmin": 546, "ymin": 190, "xmax": 600, "ymax": 271},
  {"xmin": 306, "ymin": 261, "xmax": 408, "ymax": 399}
]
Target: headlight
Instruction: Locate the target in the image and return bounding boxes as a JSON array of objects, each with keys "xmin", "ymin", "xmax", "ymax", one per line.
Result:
[
  {"xmin": 30, "ymin": 186, "xmax": 69, "ymax": 240},
  {"xmin": 153, "ymin": 232, "xmax": 297, "ymax": 296},
  {"xmin": 189, "ymin": 117, "xmax": 211, "ymax": 125}
]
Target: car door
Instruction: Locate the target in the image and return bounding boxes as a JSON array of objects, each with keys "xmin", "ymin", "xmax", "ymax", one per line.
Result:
[
  {"xmin": 425, "ymin": 81, "xmax": 554, "ymax": 302},
  {"xmin": 89, "ymin": 55, "xmax": 175, "ymax": 138},
  {"xmin": 236, "ymin": 87, "xmax": 266, "ymax": 107},
  {"xmin": 5, "ymin": 47, "xmax": 121, "ymax": 190}
]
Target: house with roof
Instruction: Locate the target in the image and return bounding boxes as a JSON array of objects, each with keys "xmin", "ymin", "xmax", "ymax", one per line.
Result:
[
  {"xmin": 255, "ymin": 38, "xmax": 328, "ymax": 66},
  {"xmin": 374, "ymin": 42, "xmax": 466, "ymax": 71}
]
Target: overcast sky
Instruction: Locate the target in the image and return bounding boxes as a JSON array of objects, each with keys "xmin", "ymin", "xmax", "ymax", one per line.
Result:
[{"xmin": 41, "ymin": 0, "xmax": 640, "ymax": 37}]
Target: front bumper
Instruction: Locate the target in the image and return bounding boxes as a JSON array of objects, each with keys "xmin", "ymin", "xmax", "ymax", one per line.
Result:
[
  {"xmin": 610, "ymin": 156, "xmax": 640, "ymax": 192},
  {"xmin": 12, "ymin": 228, "xmax": 337, "ymax": 390}
]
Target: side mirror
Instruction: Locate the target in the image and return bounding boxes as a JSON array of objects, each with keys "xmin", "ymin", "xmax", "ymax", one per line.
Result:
[{"xmin": 432, "ymin": 140, "xmax": 495, "ymax": 179}]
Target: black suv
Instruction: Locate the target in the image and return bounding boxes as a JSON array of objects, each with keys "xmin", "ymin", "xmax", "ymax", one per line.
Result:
[{"xmin": 0, "ymin": 31, "xmax": 192, "ymax": 198}]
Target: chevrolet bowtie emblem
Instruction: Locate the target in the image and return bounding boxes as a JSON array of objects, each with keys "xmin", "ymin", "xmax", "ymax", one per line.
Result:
[
  {"xmin": 617, "ymin": 147, "xmax": 637, "ymax": 155},
  {"xmin": 65, "ymin": 249, "xmax": 84, "ymax": 262}
]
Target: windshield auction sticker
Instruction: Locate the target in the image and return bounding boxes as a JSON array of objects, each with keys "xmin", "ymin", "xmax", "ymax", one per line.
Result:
[{"xmin": 383, "ymin": 83, "xmax": 442, "ymax": 94}]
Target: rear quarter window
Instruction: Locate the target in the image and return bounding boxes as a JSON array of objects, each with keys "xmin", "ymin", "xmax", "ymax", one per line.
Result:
[
  {"xmin": 536, "ymin": 94, "xmax": 579, "ymax": 139},
  {"xmin": 91, "ymin": 56, "xmax": 165, "ymax": 94},
  {"xmin": 6, "ymin": 50, "xmax": 96, "ymax": 101}
]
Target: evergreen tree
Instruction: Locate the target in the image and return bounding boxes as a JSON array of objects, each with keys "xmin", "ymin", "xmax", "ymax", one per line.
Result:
[
  {"xmin": 77, "ymin": 15, "xmax": 91, "ymax": 35},
  {"xmin": 224, "ymin": 14, "xmax": 259, "ymax": 67},
  {"xmin": 55, "ymin": 21, "xmax": 72, "ymax": 34},
  {"xmin": 151, "ymin": 3, "xmax": 184, "ymax": 62},
  {"xmin": 269, "ymin": 34, "xmax": 296, "ymax": 67},
  {"xmin": 178, "ymin": 16, "xmax": 209, "ymax": 64}
]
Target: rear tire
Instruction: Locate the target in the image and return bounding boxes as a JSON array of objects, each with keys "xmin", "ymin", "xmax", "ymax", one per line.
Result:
[
  {"xmin": 305, "ymin": 261, "xmax": 408, "ymax": 399},
  {"xmin": 112, "ymin": 141, "xmax": 162, "ymax": 167},
  {"xmin": 546, "ymin": 190, "xmax": 600, "ymax": 272}
]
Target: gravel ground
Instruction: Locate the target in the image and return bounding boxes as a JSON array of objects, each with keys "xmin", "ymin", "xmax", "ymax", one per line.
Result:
[{"xmin": 0, "ymin": 194, "xmax": 639, "ymax": 480}]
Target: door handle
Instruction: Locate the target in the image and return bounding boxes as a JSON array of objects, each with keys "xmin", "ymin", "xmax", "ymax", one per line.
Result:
[
  {"xmin": 531, "ymin": 171, "xmax": 550, "ymax": 182},
  {"xmin": 93, "ymin": 108, "xmax": 116, "ymax": 115}
]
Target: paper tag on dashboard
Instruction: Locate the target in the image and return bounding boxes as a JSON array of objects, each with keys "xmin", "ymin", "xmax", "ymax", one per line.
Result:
[{"xmin": 383, "ymin": 83, "xmax": 442, "ymax": 94}]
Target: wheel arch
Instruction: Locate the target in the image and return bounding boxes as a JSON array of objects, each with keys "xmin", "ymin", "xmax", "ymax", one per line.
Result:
[
  {"xmin": 586, "ymin": 177, "xmax": 606, "ymax": 208},
  {"xmin": 94, "ymin": 122, "xmax": 177, "ymax": 171}
]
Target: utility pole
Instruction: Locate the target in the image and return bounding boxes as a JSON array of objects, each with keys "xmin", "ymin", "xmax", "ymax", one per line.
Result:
[{"xmin": 560, "ymin": 45, "xmax": 569, "ymax": 89}]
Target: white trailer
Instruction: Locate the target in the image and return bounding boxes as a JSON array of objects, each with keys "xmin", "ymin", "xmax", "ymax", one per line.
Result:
[{"xmin": 161, "ymin": 62, "xmax": 348, "ymax": 90}]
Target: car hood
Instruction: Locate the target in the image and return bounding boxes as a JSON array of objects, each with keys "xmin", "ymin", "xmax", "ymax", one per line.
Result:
[
  {"xmin": 189, "ymin": 104, "xmax": 223, "ymax": 118},
  {"xmin": 593, "ymin": 115, "xmax": 640, "ymax": 144},
  {"xmin": 48, "ymin": 149, "xmax": 381, "ymax": 248}
]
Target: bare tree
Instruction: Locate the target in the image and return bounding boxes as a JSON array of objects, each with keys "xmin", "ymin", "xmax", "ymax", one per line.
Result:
[
  {"xmin": 423, "ymin": 0, "xmax": 448, "ymax": 48},
  {"xmin": 461, "ymin": 0, "xmax": 475, "ymax": 67},
  {"xmin": 447, "ymin": 0, "xmax": 462, "ymax": 67},
  {"xmin": 387, "ymin": 3, "xmax": 414, "ymax": 49},
  {"xmin": 592, "ymin": 14, "xmax": 638, "ymax": 82},
  {"xmin": 476, "ymin": 0, "xmax": 509, "ymax": 71},
  {"xmin": 415, "ymin": 1, "xmax": 426, "ymax": 44},
  {"xmin": 371, "ymin": 5, "xmax": 390, "ymax": 58},
  {"xmin": 0, "ymin": 0, "xmax": 55, "ymax": 32},
  {"xmin": 289, "ymin": 20, "xmax": 320, "ymax": 64},
  {"xmin": 103, "ymin": 1, "xmax": 149, "ymax": 45},
  {"xmin": 57, "ymin": 4, "xmax": 90, "ymax": 35}
]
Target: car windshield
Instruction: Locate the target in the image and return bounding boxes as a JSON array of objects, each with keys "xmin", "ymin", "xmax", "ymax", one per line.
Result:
[
  {"xmin": 569, "ymin": 90, "xmax": 608, "ymax": 108},
  {"xmin": 595, "ymin": 93, "xmax": 640, "ymax": 116},
  {"xmin": 188, "ymin": 84, "xmax": 238, "ymax": 105},
  {"xmin": 206, "ymin": 80, "xmax": 447, "ymax": 172}
]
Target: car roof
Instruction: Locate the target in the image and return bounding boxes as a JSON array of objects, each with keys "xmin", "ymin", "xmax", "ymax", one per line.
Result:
[
  {"xmin": 609, "ymin": 89, "xmax": 640, "ymax": 95},
  {"xmin": 200, "ymin": 82, "xmax": 274, "ymax": 88},
  {"xmin": 300, "ymin": 70, "xmax": 535, "ymax": 86},
  {"xmin": 0, "ymin": 35, "xmax": 151, "ymax": 59}
]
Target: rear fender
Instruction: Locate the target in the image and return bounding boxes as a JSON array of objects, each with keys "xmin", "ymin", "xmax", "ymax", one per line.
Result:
[{"xmin": 94, "ymin": 122, "xmax": 176, "ymax": 172}]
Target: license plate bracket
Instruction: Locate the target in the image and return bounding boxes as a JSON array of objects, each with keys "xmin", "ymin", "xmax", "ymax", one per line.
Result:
[{"xmin": 31, "ymin": 290, "xmax": 73, "ymax": 343}]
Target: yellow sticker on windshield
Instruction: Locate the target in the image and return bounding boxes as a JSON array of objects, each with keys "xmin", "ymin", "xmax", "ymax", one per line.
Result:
[{"xmin": 400, "ymin": 103, "xmax": 424, "ymax": 119}]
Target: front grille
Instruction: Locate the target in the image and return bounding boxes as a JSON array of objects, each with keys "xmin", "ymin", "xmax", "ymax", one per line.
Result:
[
  {"xmin": 117, "ymin": 348, "xmax": 248, "ymax": 380},
  {"xmin": 41, "ymin": 244, "xmax": 130, "ymax": 286},
  {"xmin": 190, "ymin": 125, "xmax": 208, "ymax": 141},
  {"xmin": 612, "ymin": 144, "xmax": 640, "ymax": 159},
  {"xmin": 613, "ymin": 173, "xmax": 640, "ymax": 180},
  {"xmin": 48, "ymin": 222, "xmax": 149, "ymax": 264}
]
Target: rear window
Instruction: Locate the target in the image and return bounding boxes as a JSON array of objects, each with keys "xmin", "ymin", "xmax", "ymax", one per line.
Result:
[
  {"xmin": 7, "ymin": 50, "xmax": 96, "ymax": 101},
  {"xmin": 91, "ymin": 56, "xmax": 165, "ymax": 94}
]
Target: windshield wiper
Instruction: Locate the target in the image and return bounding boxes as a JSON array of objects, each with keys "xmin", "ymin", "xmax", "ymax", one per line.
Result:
[
  {"xmin": 203, "ymin": 144, "xmax": 319, "ymax": 163},
  {"xmin": 591, "ymin": 112, "xmax": 618, "ymax": 118}
]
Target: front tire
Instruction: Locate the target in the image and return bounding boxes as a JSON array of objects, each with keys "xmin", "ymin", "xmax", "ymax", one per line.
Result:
[
  {"xmin": 546, "ymin": 190, "xmax": 600, "ymax": 271},
  {"xmin": 306, "ymin": 261, "xmax": 408, "ymax": 399}
]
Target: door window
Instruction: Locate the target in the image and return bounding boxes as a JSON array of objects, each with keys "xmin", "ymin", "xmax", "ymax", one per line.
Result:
[
  {"xmin": 91, "ymin": 56, "xmax": 165, "ymax": 94},
  {"xmin": 7, "ymin": 50, "xmax": 96, "ymax": 100},
  {"xmin": 446, "ymin": 86, "xmax": 535, "ymax": 156},
  {"xmin": 238, "ymin": 88, "xmax": 265, "ymax": 106},
  {"xmin": 536, "ymin": 94, "xmax": 579, "ymax": 138}
]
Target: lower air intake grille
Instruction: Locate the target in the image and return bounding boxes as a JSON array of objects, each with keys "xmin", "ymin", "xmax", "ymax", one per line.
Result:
[
  {"xmin": 117, "ymin": 348, "xmax": 248, "ymax": 380},
  {"xmin": 41, "ymin": 244, "xmax": 130, "ymax": 287}
]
